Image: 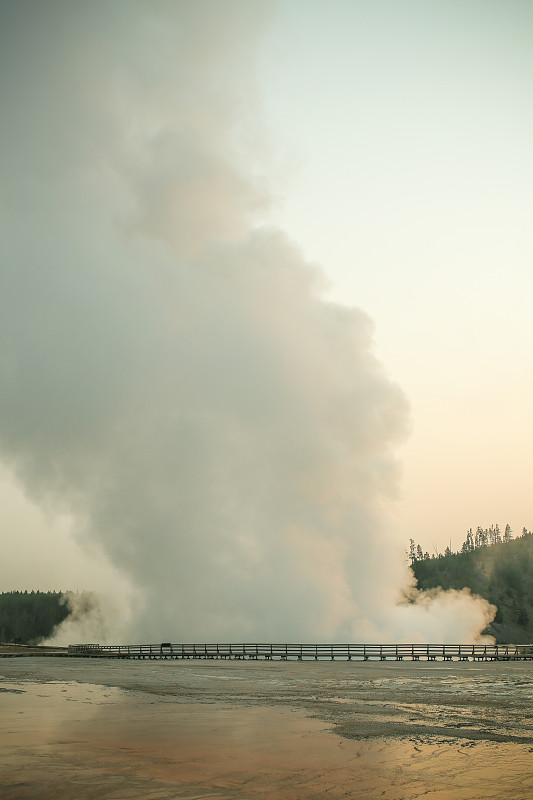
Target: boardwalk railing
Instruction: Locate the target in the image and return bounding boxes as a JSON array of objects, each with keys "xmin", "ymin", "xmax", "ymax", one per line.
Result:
[{"xmin": 67, "ymin": 642, "xmax": 533, "ymax": 661}]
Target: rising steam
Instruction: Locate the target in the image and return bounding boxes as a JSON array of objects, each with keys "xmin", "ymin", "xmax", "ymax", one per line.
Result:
[{"xmin": 0, "ymin": 1, "xmax": 494, "ymax": 644}]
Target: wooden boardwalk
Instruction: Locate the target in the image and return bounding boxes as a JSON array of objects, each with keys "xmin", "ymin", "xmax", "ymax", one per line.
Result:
[{"xmin": 67, "ymin": 642, "xmax": 533, "ymax": 662}]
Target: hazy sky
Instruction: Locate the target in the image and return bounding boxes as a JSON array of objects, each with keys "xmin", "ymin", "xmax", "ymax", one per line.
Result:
[
  {"xmin": 0, "ymin": 1, "xmax": 530, "ymax": 639},
  {"xmin": 260, "ymin": 0, "xmax": 533, "ymax": 551}
]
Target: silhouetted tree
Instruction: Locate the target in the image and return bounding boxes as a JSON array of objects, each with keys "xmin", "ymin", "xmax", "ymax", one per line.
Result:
[{"xmin": 409, "ymin": 539, "xmax": 416, "ymax": 564}]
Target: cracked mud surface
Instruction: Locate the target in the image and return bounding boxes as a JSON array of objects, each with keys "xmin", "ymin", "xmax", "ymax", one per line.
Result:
[{"xmin": 1, "ymin": 658, "xmax": 532, "ymax": 798}]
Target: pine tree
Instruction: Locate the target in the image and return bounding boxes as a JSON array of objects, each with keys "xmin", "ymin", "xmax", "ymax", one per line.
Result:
[{"xmin": 409, "ymin": 539, "xmax": 416, "ymax": 564}]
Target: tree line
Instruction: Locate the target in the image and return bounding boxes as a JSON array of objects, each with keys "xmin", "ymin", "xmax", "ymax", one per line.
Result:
[
  {"xmin": 409, "ymin": 524, "xmax": 532, "ymax": 564},
  {"xmin": 409, "ymin": 527, "xmax": 533, "ymax": 643},
  {"xmin": 0, "ymin": 590, "xmax": 70, "ymax": 644}
]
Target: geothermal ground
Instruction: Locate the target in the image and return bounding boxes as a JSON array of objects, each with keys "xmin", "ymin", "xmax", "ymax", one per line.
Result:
[{"xmin": 0, "ymin": 658, "xmax": 532, "ymax": 799}]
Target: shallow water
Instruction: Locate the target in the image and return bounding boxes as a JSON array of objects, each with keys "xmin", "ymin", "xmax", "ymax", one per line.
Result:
[{"xmin": 1, "ymin": 658, "xmax": 532, "ymax": 798}]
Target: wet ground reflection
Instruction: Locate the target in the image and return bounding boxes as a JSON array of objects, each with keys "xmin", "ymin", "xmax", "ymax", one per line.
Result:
[{"xmin": 1, "ymin": 659, "xmax": 532, "ymax": 798}]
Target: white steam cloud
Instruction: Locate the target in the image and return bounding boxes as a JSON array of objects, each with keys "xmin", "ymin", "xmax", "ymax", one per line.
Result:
[{"xmin": 0, "ymin": 1, "xmax": 494, "ymax": 644}]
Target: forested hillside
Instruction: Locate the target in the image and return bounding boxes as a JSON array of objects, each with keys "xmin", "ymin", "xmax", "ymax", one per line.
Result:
[
  {"xmin": 410, "ymin": 527, "xmax": 533, "ymax": 643},
  {"xmin": 0, "ymin": 591, "xmax": 70, "ymax": 644}
]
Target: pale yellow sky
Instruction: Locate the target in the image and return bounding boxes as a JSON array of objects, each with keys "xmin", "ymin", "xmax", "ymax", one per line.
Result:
[{"xmin": 259, "ymin": 0, "xmax": 533, "ymax": 551}]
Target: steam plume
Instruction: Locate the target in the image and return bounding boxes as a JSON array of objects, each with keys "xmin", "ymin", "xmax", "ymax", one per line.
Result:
[{"xmin": 0, "ymin": 1, "xmax": 494, "ymax": 644}]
